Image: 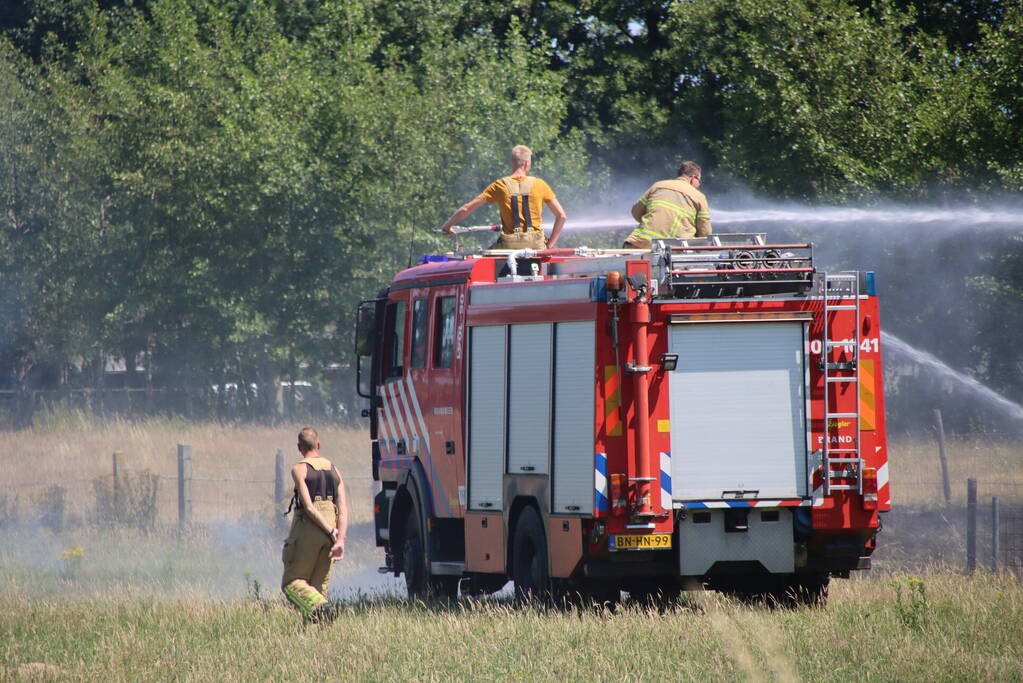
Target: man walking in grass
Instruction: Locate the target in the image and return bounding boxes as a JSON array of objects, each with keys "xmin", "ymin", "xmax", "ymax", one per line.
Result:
[{"xmin": 281, "ymin": 427, "xmax": 348, "ymax": 622}]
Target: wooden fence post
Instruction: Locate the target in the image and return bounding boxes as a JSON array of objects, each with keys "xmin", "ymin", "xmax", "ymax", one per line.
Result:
[
  {"xmin": 933, "ymin": 409, "xmax": 951, "ymax": 505},
  {"xmin": 178, "ymin": 444, "xmax": 192, "ymax": 532},
  {"xmin": 112, "ymin": 451, "xmax": 123, "ymax": 516},
  {"xmin": 274, "ymin": 447, "xmax": 286, "ymax": 527},
  {"xmin": 992, "ymin": 497, "xmax": 1000, "ymax": 574},
  {"xmin": 966, "ymin": 478, "xmax": 977, "ymax": 573}
]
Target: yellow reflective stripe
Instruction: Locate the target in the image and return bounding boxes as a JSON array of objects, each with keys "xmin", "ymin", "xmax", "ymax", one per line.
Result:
[
  {"xmin": 859, "ymin": 359, "xmax": 876, "ymax": 431},
  {"xmin": 284, "ymin": 583, "xmax": 327, "ymax": 617},
  {"xmin": 647, "ymin": 200, "xmax": 696, "ymax": 221},
  {"xmin": 696, "ymin": 210, "xmax": 711, "ymax": 218},
  {"xmin": 632, "ymin": 226, "xmax": 673, "ymax": 239},
  {"xmin": 284, "ymin": 585, "xmax": 314, "ymax": 617}
]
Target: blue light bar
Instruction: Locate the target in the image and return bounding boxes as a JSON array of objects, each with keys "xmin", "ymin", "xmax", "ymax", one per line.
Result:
[
  {"xmin": 865, "ymin": 271, "xmax": 876, "ymax": 296},
  {"xmin": 419, "ymin": 254, "xmax": 456, "ymax": 264}
]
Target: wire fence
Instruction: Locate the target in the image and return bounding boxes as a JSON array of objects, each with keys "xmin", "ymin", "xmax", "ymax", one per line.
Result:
[
  {"xmin": 1001, "ymin": 508, "xmax": 1023, "ymax": 576},
  {"xmin": 0, "ymin": 446, "xmax": 377, "ymax": 531},
  {"xmin": 1, "ymin": 456, "xmax": 1020, "ymax": 576}
]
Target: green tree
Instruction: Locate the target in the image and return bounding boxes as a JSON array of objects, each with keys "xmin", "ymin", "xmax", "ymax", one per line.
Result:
[{"xmin": 662, "ymin": 0, "xmax": 995, "ymax": 199}]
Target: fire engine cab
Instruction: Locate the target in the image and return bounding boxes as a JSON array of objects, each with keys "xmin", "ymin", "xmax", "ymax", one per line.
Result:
[{"xmin": 355, "ymin": 234, "xmax": 889, "ymax": 605}]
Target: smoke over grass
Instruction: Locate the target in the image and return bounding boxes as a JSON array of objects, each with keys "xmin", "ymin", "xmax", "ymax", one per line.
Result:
[
  {"xmin": 0, "ymin": 420, "xmax": 403, "ymax": 601},
  {"xmin": 1, "ymin": 419, "xmax": 1020, "ymax": 605}
]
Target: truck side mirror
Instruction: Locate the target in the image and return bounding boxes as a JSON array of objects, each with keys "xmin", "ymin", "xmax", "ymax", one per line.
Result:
[
  {"xmin": 355, "ymin": 300, "xmax": 381, "ymax": 399},
  {"xmin": 355, "ymin": 303, "xmax": 377, "ymax": 356}
]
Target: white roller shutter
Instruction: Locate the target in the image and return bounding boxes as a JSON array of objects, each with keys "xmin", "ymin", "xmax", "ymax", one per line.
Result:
[
  {"xmin": 669, "ymin": 322, "xmax": 808, "ymax": 500},
  {"xmin": 552, "ymin": 321, "xmax": 595, "ymax": 514},
  {"xmin": 468, "ymin": 326, "xmax": 506, "ymax": 509},
  {"xmin": 507, "ymin": 323, "xmax": 552, "ymax": 474}
]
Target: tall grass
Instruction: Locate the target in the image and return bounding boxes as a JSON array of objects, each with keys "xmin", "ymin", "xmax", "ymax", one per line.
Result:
[{"xmin": 1, "ymin": 573, "xmax": 1020, "ymax": 681}]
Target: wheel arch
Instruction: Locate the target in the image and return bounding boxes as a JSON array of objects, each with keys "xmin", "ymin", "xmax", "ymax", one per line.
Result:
[{"xmin": 389, "ymin": 460, "xmax": 433, "ymax": 574}]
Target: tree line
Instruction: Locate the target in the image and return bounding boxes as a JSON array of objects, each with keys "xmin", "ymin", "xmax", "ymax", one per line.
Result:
[{"xmin": 1, "ymin": 0, "xmax": 1020, "ymax": 426}]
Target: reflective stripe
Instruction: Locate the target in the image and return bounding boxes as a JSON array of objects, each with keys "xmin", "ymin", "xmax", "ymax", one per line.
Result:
[
  {"xmin": 632, "ymin": 226, "xmax": 674, "ymax": 240},
  {"xmin": 284, "ymin": 583, "xmax": 327, "ymax": 617},
  {"xmin": 648, "ymin": 199, "xmax": 697, "ymax": 221}
]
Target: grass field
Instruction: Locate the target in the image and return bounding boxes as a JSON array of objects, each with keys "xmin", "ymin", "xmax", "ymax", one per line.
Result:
[
  {"xmin": 2, "ymin": 573, "xmax": 1021, "ymax": 681},
  {"xmin": 1, "ymin": 416, "xmax": 1021, "ymax": 680}
]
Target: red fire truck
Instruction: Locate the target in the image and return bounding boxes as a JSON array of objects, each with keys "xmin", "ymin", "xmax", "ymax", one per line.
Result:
[{"xmin": 355, "ymin": 234, "xmax": 889, "ymax": 605}]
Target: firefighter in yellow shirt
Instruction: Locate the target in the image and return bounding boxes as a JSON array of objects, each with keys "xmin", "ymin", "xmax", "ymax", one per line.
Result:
[
  {"xmin": 624, "ymin": 161, "xmax": 712, "ymax": 248},
  {"xmin": 440, "ymin": 145, "xmax": 567, "ymax": 249}
]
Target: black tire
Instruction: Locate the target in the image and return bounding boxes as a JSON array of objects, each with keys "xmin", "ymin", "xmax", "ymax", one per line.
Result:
[
  {"xmin": 726, "ymin": 575, "xmax": 829, "ymax": 608},
  {"xmin": 511, "ymin": 506, "xmax": 550, "ymax": 604},
  {"xmin": 628, "ymin": 584, "xmax": 682, "ymax": 609},
  {"xmin": 402, "ymin": 506, "xmax": 429, "ymax": 601},
  {"xmin": 401, "ymin": 505, "xmax": 459, "ymax": 602},
  {"xmin": 778, "ymin": 574, "xmax": 829, "ymax": 608},
  {"xmin": 580, "ymin": 584, "xmax": 621, "ymax": 610}
]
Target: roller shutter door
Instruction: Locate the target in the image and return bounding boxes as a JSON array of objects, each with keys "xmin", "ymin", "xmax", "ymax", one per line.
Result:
[{"xmin": 669, "ymin": 322, "xmax": 808, "ymax": 500}]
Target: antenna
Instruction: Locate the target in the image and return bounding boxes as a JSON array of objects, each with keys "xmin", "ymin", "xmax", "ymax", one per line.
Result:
[{"xmin": 408, "ymin": 219, "xmax": 416, "ymax": 269}]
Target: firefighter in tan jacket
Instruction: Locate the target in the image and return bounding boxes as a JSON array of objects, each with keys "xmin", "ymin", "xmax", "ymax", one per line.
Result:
[
  {"xmin": 624, "ymin": 161, "xmax": 711, "ymax": 248},
  {"xmin": 281, "ymin": 427, "xmax": 348, "ymax": 622}
]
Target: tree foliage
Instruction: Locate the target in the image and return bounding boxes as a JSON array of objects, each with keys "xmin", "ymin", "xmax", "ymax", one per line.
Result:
[{"xmin": 0, "ymin": 0, "xmax": 1020, "ymax": 424}]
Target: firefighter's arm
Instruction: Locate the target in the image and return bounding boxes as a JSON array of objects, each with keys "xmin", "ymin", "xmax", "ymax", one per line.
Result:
[
  {"xmin": 545, "ymin": 197, "xmax": 567, "ymax": 248},
  {"xmin": 330, "ymin": 465, "xmax": 348, "ymax": 560},
  {"xmin": 292, "ymin": 463, "xmax": 335, "ymax": 537},
  {"xmin": 696, "ymin": 199, "xmax": 712, "ymax": 236},
  {"xmin": 440, "ymin": 195, "xmax": 487, "ymax": 234},
  {"xmin": 631, "ymin": 196, "xmax": 647, "ymax": 222}
]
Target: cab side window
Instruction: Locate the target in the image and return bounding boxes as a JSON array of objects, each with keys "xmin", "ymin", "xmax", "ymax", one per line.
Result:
[
  {"xmin": 434, "ymin": 296, "xmax": 456, "ymax": 368},
  {"xmin": 384, "ymin": 301, "xmax": 406, "ymax": 378},
  {"xmin": 410, "ymin": 297, "xmax": 429, "ymax": 368}
]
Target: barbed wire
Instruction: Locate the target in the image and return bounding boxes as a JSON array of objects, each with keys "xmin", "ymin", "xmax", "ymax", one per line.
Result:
[
  {"xmin": 0, "ymin": 473, "xmax": 376, "ymax": 490},
  {"xmin": 0, "ymin": 478, "xmax": 96, "ymax": 489}
]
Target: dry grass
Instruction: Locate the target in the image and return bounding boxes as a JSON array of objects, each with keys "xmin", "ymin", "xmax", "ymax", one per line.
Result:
[
  {"xmin": 888, "ymin": 436, "xmax": 1023, "ymax": 505},
  {"xmin": 0, "ymin": 412, "xmax": 373, "ymax": 526},
  {"xmin": 2, "ymin": 416, "xmax": 1021, "ymax": 679},
  {"xmin": 1, "ymin": 572, "xmax": 1020, "ymax": 681}
]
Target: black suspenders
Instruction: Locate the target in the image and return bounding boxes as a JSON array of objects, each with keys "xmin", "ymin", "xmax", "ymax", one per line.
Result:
[{"xmin": 507, "ymin": 178, "xmax": 535, "ymax": 231}]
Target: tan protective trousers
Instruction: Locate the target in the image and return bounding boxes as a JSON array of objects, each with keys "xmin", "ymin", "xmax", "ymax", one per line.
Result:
[
  {"xmin": 490, "ymin": 229, "xmax": 547, "ymax": 250},
  {"xmin": 281, "ymin": 499, "xmax": 337, "ymax": 618}
]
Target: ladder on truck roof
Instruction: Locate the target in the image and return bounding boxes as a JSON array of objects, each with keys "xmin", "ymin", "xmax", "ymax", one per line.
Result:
[{"xmin": 822, "ymin": 273, "xmax": 862, "ymax": 495}]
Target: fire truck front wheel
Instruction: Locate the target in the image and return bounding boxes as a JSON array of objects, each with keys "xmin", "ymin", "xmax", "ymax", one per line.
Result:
[
  {"xmin": 511, "ymin": 506, "xmax": 551, "ymax": 604},
  {"xmin": 401, "ymin": 506, "xmax": 458, "ymax": 602}
]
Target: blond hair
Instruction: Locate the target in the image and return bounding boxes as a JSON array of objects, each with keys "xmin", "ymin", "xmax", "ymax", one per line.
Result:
[
  {"xmin": 510, "ymin": 145, "xmax": 532, "ymax": 167},
  {"xmin": 298, "ymin": 427, "xmax": 319, "ymax": 453}
]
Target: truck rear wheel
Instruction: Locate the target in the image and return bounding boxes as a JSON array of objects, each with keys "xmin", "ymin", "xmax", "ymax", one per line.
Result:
[
  {"xmin": 721, "ymin": 574, "xmax": 829, "ymax": 608},
  {"xmin": 628, "ymin": 584, "xmax": 682, "ymax": 609},
  {"xmin": 401, "ymin": 506, "xmax": 458, "ymax": 602},
  {"xmin": 511, "ymin": 506, "xmax": 550, "ymax": 604}
]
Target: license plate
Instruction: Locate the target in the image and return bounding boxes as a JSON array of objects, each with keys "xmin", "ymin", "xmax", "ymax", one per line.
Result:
[{"xmin": 610, "ymin": 533, "xmax": 672, "ymax": 551}]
